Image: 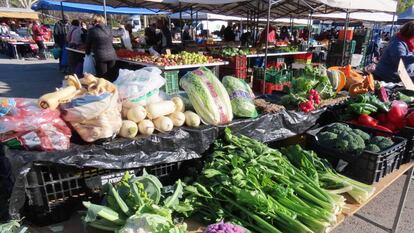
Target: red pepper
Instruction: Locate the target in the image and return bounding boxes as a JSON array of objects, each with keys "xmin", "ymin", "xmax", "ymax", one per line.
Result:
[
  {"xmin": 381, "ymin": 122, "xmax": 397, "ymax": 132},
  {"xmin": 375, "ymin": 113, "xmax": 388, "ymax": 124},
  {"xmin": 358, "ymin": 114, "xmax": 378, "ymax": 127},
  {"xmin": 406, "ymin": 112, "xmax": 414, "ymax": 127},
  {"xmin": 387, "ymin": 103, "xmax": 407, "ymax": 124},
  {"xmin": 372, "ymin": 125, "xmax": 393, "ymax": 133}
]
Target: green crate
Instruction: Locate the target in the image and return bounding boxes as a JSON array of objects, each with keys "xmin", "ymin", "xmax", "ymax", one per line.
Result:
[
  {"xmin": 253, "ymin": 66, "xmax": 265, "ymax": 80},
  {"xmin": 163, "ymin": 71, "xmax": 179, "ymax": 95}
]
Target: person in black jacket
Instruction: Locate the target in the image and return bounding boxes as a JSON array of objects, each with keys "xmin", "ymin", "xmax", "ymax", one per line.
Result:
[
  {"xmin": 53, "ymin": 15, "xmax": 69, "ymax": 71},
  {"xmin": 85, "ymin": 15, "xmax": 118, "ymax": 81}
]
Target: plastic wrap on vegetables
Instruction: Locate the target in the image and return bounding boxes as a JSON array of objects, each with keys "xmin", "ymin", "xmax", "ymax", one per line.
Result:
[
  {"xmin": 180, "ymin": 67, "xmax": 233, "ymax": 125},
  {"xmin": 222, "ymin": 76, "xmax": 258, "ymax": 118}
]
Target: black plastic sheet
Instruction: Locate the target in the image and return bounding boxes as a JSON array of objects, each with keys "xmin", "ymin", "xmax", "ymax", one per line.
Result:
[{"xmin": 1, "ymin": 109, "xmax": 325, "ymax": 220}]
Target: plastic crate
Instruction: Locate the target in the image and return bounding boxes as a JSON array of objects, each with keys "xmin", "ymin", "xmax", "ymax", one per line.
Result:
[
  {"xmin": 221, "ymin": 55, "xmax": 247, "ymax": 70},
  {"xmin": 306, "ymin": 123, "xmax": 407, "ymax": 184},
  {"xmin": 162, "ymin": 70, "xmax": 179, "ymax": 95},
  {"xmin": 397, "ymin": 127, "xmax": 414, "ymax": 164},
  {"xmin": 22, "ymin": 160, "xmax": 196, "ymax": 225},
  {"xmin": 220, "ymin": 67, "xmax": 247, "ymax": 80}
]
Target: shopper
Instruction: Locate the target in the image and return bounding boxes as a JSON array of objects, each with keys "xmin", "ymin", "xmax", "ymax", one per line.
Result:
[
  {"xmin": 85, "ymin": 15, "xmax": 117, "ymax": 81},
  {"xmin": 258, "ymin": 25, "xmax": 277, "ymax": 46},
  {"xmin": 80, "ymin": 21, "xmax": 88, "ymax": 43},
  {"xmin": 0, "ymin": 22, "xmax": 10, "ymax": 35},
  {"xmin": 223, "ymin": 24, "xmax": 235, "ymax": 42},
  {"xmin": 182, "ymin": 25, "xmax": 192, "ymax": 41},
  {"xmin": 32, "ymin": 20, "xmax": 46, "ymax": 60},
  {"xmin": 53, "ymin": 16, "xmax": 69, "ymax": 71},
  {"xmin": 144, "ymin": 25, "xmax": 157, "ymax": 47},
  {"xmin": 279, "ymin": 26, "xmax": 291, "ymax": 41},
  {"xmin": 67, "ymin": 20, "xmax": 85, "ymax": 75},
  {"xmin": 156, "ymin": 19, "xmax": 172, "ymax": 53},
  {"xmin": 374, "ymin": 21, "xmax": 414, "ymax": 82},
  {"xmin": 113, "ymin": 24, "xmax": 133, "ymax": 50}
]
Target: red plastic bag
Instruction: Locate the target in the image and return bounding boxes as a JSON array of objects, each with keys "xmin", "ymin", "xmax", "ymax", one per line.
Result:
[{"xmin": 0, "ymin": 99, "xmax": 71, "ymax": 151}]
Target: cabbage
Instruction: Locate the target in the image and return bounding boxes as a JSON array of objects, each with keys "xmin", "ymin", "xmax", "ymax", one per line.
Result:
[
  {"xmin": 222, "ymin": 76, "xmax": 258, "ymax": 118},
  {"xmin": 180, "ymin": 67, "xmax": 233, "ymax": 125}
]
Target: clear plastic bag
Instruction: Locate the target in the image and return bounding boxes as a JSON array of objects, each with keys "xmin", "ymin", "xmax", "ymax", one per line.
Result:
[
  {"xmin": 0, "ymin": 99, "xmax": 71, "ymax": 151},
  {"xmin": 114, "ymin": 67, "xmax": 165, "ymax": 106},
  {"xmin": 83, "ymin": 54, "xmax": 96, "ymax": 75}
]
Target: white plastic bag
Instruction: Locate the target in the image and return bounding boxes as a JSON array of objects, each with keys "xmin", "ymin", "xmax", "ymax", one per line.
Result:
[
  {"xmin": 114, "ymin": 67, "xmax": 165, "ymax": 106},
  {"xmin": 61, "ymin": 91, "xmax": 122, "ymax": 143},
  {"xmin": 83, "ymin": 55, "xmax": 96, "ymax": 75}
]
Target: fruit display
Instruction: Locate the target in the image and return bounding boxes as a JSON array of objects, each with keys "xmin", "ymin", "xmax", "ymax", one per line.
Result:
[
  {"xmin": 123, "ymin": 51, "xmax": 222, "ymax": 67},
  {"xmin": 115, "ymin": 49, "xmax": 146, "ymax": 59}
]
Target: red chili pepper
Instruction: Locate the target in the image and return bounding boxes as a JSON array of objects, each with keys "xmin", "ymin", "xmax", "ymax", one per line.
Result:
[
  {"xmin": 358, "ymin": 114, "xmax": 378, "ymax": 127},
  {"xmin": 381, "ymin": 122, "xmax": 397, "ymax": 132},
  {"xmin": 371, "ymin": 125, "xmax": 393, "ymax": 133}
]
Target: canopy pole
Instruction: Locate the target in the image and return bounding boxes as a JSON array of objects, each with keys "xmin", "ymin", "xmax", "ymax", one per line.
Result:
[
  {"xmin": 390, "ymin": 12, "xmax": 396, "ymax": 36},
  {"xmin": 308, "ymin": 11, "xmax": 313, "ymax": 46},
  {"xmin": 60, "ymin": 1, "xmax": 64, "ymax": 20},
  {"xmin": 263, "ymin": 0, "xmax": 272, "ymax": 94},
  {"xmin": 179, "ymin": 3, "xmax": 183, "ymax": 42},
  {"xmin": 341, "ymin": 10, "xmax": 350, "ymax": 66},
  {"xmin": 103, "ymin": 0, "xmax": 107, "ymax": 22},
  {"xmin": 196, "ymin": 11, "xmax": 199, "ymax": 40}
]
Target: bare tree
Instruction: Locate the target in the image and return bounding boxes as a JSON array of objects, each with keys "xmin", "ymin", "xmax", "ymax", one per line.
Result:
[{"xmin": 15, "ymin": 0, "xmax": 37, "ymax": 8}]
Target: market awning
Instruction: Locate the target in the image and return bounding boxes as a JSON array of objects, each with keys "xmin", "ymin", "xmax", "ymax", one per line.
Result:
[
  {"xmin": 32, "ymin": 0, "xmax": 165, "ymax": 15},
  {"xmin": 0, "ymin": 7, "xmax": 39, "ymax": 19},
  {"xmin": 397, "ymin": 5, "xmax": 414, "ymax": 24},
  {"xmin": 313, "ymin": 12, "xmax": 395, "ymax": 23}
]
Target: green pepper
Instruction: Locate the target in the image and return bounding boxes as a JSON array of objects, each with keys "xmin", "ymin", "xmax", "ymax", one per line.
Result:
[
  {"xmin": 349, "ymin": 103, "xmax": 378, "ymax": 115},
  {"xmin": 399, "ymin": 92, "xmax": 414, "ymax": 103}
]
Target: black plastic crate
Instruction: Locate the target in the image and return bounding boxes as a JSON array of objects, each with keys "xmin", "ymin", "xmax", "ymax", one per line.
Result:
[
  {"xmin": 306, "ymin": 123, "xmax": 407, "ymax": 184},
  {"xmin": 22, "ymin": 159, "xmax": 197, "ymax": 225},
  {"xmin": 398, "ymin": 127, "xmax": 414, "ymax": 164}
]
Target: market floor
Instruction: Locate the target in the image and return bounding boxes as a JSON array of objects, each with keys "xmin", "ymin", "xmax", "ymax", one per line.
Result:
[
  {"xmin": 0, "ymin": 55, "xmax": 63, "ymax": 98},
  {"xmin": 0, "ymin": 56, "xmax": 413, "ymax": 233}
]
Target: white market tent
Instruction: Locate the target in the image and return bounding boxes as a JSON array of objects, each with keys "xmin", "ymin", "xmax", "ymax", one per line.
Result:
[{"xmin": 313, "ymin": 12, "xmax": 395, "ymax": 23}]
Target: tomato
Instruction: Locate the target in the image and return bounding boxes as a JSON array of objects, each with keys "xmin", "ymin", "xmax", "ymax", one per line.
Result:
[
  {"xmin": 406, "ymin": 112, "xmax": 414, "ymax": 128},
  {"xmin": 358, "ymin": 114, "xmax": 378, "ymax": 127}
]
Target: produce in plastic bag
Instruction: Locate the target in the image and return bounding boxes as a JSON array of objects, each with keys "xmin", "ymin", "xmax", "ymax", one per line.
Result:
[
  {"xmin": 0, "ymin": 99, "xmax": 71, "ymax": 151},
  {"xmin": 180, "ymin": 67, "xmax": 233, "ymax": 125},
  {"xmin": 114, "ymin": 67, "xmax": 165, "ymax": 106},
  {"xmin": 222, "ymin": 76, "xmax": 258, "ymax": 118}
]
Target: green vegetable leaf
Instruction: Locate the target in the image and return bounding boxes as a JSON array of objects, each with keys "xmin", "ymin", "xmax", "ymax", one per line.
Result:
[{"xmin": 164, "ymin": 180, "xmax": 183, "ymax": 208}]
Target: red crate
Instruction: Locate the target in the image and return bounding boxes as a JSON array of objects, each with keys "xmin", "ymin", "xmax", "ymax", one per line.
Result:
[
  {"xmin": 221, "ymin": 55, "xmax": 247, "ymax": 70},
  {"xmin": 220, "ymin": 67, "xmax": 247, "ymax": 80}
]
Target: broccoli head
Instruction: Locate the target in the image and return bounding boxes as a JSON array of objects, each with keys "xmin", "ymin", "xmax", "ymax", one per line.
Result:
[
  {"xmin": 353, "ymin": 129, "xmax": 371, "ymax": 142},
  {"xmin": 317, "ymin": 131, "xmax": 338, "ymax": 146},
  {"xmin": 370, "ymin": 136, "xmax": 394, "ymax": 150},
  {"xmin": 366, "ymin": 144, "xmax": 381, "ymax": 153},
  {"xmin": 335, "ymin": 131, "xmax": 365, "ymax": 154},
  {"xmin": 324, "ymin": 123, "xmax": 352, "ymax": 135}
]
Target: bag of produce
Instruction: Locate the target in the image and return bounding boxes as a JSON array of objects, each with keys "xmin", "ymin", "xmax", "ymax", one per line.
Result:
[
  {"xmin": 222, "ymin": 76, "xmax": 258, "ymax": 118},
  {"xmin": 114, "ymin": 67, "xmax": 165, "ymax": 107},
  {"xmin": 0, "ymin": 99, "xmax": 71, "ymax": 151},
  {"xmin": 61, "ymin": 91, "xmax": 122, "ymax": 143},
  {"xmin": 180, "ymin": 67, "xmax": 233, "ymax": 125}
]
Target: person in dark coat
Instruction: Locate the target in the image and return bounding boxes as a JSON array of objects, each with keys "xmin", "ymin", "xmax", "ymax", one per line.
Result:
[
  {"xmin": 85, "ymin": 15, "xmax": 118, "ymax": 81},
  {"xmin": 53, "ymin": 15, "xmax": 69, "ymax": 71},
  {"xmin": 374, "ymin": 21, "xmax": 414, "ymax": 83},
  {"xmin": 223, "ymin": 24, "xmax": 235, "ymax": 42}
]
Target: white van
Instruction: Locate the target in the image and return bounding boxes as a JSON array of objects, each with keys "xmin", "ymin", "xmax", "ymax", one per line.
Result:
[{"xmin": 127, "ymin": 15, "xmax": 142, "ymax": 32}]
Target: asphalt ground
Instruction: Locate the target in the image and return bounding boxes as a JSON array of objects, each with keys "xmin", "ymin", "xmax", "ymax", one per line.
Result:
[{"xmin": 0, "ymin": 57, "xmax": 412, "ymax": 233}]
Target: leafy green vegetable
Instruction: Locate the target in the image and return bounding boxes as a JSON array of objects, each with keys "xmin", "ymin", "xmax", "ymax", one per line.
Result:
[
  {"xmin": 183, "ymin": 128, "xmax": 346, "ymax": 233},
  {"xmin": 83, "ymin": 171, "xmax": 187, "ymax": 233}
]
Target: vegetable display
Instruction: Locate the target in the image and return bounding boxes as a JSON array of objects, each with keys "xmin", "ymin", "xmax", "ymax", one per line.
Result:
[
  {"xmin": 316, "ymin": 123, "xmax": 396, "ymax": 154},
  {"xmin": 222, "ymin": 76, "xmax": 258, "ymax": 118},
  {"xmin": 280, "ymin": 66, "xmax": 336, "ymax": 112},
  {"xmin": 82, "ymin": 171, "xmax": 188, "ymax": 233},
  {"xmin": 180, "ymin": 67, "xmax": 233, "ymax": 125},
  {"xmin": 184, "ymin": 129, "xmax": 348, "ymax": 233}
]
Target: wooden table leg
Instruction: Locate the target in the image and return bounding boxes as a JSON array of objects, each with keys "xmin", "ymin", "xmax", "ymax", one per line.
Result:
[{"xmin": 391, "ymin": 166, "xmax": 413, "ymax": 233}]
